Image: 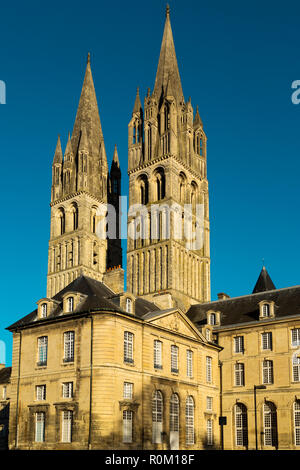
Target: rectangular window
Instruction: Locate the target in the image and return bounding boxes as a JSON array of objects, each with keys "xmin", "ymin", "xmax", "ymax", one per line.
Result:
[
  {"xmin": 123, "ymin": 410, "xmax": 133, "ymax": 443},
  {"xmin": 187, "ymin": 350, "xmax": 193, "ymax": 378},
  {"xmin": 62, "ymin": 382, "xmax": 73, "ymax": 398},
  {"xmin": 64, "ymin": 331, "xmax": 75, "ymax": 362},
  {"xmin": 206, "ymin": 356, "xmax": 212, "ymax": 383},
  {"xmin": 171, "ymin": 345, "xmax": 178, "ymax": 373},
  {"xmin": 35, "ymin": 412, "xmax": 45, "ymax": 442},
  {"xmin": 206, "ymin": 396, "xmax": 213, "ymax": 411},
  {"xmin": 234, "ymin": 363, "xmax": 245, "ymax": 386},
  {"xmin": 262, "ymin": 360, "xmax": 274, "ymax": 384},
  {"xmin": 36, "ymin": 385, "xmax": 46, "ymax": 401},
  {"xmin": 262, "ymin": 332, "xmax": 272, "ymax": 350},
  {"xmin": 234, "ymin": 336, "xmax": 244, "ymax": 353},
  {"xmin": 292, "ymin": 329, "xmax": 300, "ymax": 347},
  {"xmin": 124, "ymin": 331, "xmax": 134, "ymax": 364},
  {"xmin": 2, "ymin": 386, "xmax": 7, "ymax": 400},
  {"xmin": 207, "ymin": 419, "xmax": 213, "ymax": 446},
  {"xmin": 37, "ymin": 336, "xmax": 48, "ymax": 366},
  {"xmin": 293, "ymin": 357, "xmax": 300, "ymax": 382},
  {"xmin": 61, "ymin": 410, "xmax": 73, "ymax": 443},
  {"xmin": 154, "ymin": 340, "xmax": 162, "ymax": 369},
  {"xmin": 123, "ymin": 382, "xmax": 133, "ymax": 399}
]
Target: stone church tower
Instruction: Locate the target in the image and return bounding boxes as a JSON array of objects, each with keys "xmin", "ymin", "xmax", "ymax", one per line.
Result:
[
  {"xmin": 47, "ymin": 54, "xmax": 122, "ymax": 298},
  {"xmin": 126, "ymin": 6, "xmax": 210, "ymax": 311}
]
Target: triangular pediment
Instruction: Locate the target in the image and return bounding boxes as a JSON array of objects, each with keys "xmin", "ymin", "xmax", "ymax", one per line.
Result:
[{"xmin": 145, "ymin": 309, "xmax": 206, "ymax": 342}]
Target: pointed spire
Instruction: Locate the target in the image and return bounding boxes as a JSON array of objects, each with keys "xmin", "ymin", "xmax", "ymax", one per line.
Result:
[
  {"xmin": 153, "ymin": 5, "xmax": 184, "ymax": 104},
  {"xmin": 71, "ymin": 54, "xmax": 104, "ymax": 157},
  {"xmin": 133, "ymin": 87, "xmax": 142, "ymax": 114},
  {"xmin": 252, "ymin": 266, "xmax": 276, "ymax": 294},
  {"xmin": 64, "ymin": 132, "xmax": 73, "ymax": 156},
  {"xmin": 53, "ymin": 135, "xmax": 63, "ymax": 163},
  {"xmin": 193, "ymin": 105, "xmax": 203, "ymax": 128},
  {"xmin": 112, "ymin": 144, "xmax": 120, "ymax": 168}
]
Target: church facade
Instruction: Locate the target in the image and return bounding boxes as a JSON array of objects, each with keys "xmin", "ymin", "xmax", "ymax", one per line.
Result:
[{"xmin": 5, "ymin": 6, "xmax": 300, "ymax": 451}]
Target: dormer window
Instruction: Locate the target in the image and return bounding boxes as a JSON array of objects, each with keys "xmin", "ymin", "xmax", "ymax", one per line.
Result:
[
  {"xmin": 259, "ymin": 301, "xmax": 275, "ymax": 319},
  {"xmin": 41, "ymin": 303, "xmax": 47, "ymax": 318},
  {"xmin": 67, "ymin": 297, "xmax": 74, "ymax": 313}
]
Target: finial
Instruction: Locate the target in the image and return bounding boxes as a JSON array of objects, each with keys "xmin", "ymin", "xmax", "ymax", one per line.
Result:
[
  {"xmin": 166, "ymin": 4, "xmax": 170, "ymax": 17},
  {"xmin": 147, "ymin": 87, "xmax": 151, "ymax": 97},
  {"xmin": 87, "ymin": 52, "xmax": 90, "ymax": 64}
]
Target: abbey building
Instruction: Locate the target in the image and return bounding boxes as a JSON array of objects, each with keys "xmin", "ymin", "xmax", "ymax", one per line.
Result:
[{"xmin": 2, "ymin": 6, "xmax": 300, "ymax": 451}]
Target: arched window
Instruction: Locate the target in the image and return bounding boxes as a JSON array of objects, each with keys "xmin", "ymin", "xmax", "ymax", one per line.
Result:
[
  {"xmin": 179, "ymin": 172, "xmax": 186, "ymax": 203},
  {"xmin": 58, "ymin": 208, "xmax": 65, "ymax": 235},
  {"xmin": 71, "ymin": 204, "xmax": 78, "ymax": 231},
  {"xmin": 125, "ymin": 298, "xmax": 132, "ymax": 313},
  {"xmin": 235, "ymin": 403, "xmax": 248, "ymax": 446},
  {"xmin": 91, "ymin": 207, "xmax": 97, "ymax": 234},
  {"xmin": 191, "ymin": 181, "xmax": 198, "ymax": 211},
  {"xmin": 294, "ymin": 401, "xmax": 300, "ymax": 446},
  {"xmin": 154, "ymin": 168, "xmax": 166, "ymax": 201},
  {"xmin": 185, "ymin": 396, "xmax": 194, "ymax": 445},
  {"xmin": 263, "ymin": 402, "xmax": 278, "ymax": 447},
  {"xmin": 170, "ymin": 394, "xmax": 179, "ymax": 432},
  {"xmin": 152, "ymin": 390, "xmax": 163, "ymax": 444},
  {"xmin": 138, "ymin": 175, "xmax": 149, "ymax": 205}
]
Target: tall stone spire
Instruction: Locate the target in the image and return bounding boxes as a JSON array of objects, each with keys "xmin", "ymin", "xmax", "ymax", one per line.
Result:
[
  {"xmin": 71, "ymin": 53, "xmax": 104, "ymax": 157},
  {"xmin": 132, "ymin": 87, "xmax": 142, "ymax": 114},
  {"xmin": 52, "ymin": 135, "xmax": 63, "ymax": 163},
  {"xmin": 153, "ymin": 4, "xmax": 184, "ymax": 104}
]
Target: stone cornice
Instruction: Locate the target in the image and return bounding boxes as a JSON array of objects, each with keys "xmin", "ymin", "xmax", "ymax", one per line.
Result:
[{"xmin": 50, "ymin": 190, "xmax": 106, "ymax": 207}]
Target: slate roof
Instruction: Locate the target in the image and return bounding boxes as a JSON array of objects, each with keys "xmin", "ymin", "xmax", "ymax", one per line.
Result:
[
  {"xmin": 6, "ymin": 275, "xmax": 163, "ymax": 331},
  {"xmin": 187, "ymin": 285, "xmax": 300, "ymax": 328},
  {"xmin": 0, "ymin": 367, "xmax": 11, "ymax": 384}
]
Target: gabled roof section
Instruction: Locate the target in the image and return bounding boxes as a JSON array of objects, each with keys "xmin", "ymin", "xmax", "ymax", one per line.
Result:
[
  {"xmin": 187, "ymin": 285, "xmax": 300, "ymax": 328},
  {"xmin": 153, "ymin": 5, "xmax": 184, "ymax": 105},
  {"xmin": 71, "ymin": 53, "xmax": 104, "ymax": 158},
  {"xmin": 252, "ymin": 266, "xmax": 276, "ymax": 293}
]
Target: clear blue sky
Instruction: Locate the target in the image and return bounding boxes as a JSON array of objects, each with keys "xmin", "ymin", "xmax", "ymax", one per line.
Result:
[{"xmin": 1, "ymin": 0, "xmax": 300, "ymax": 365}]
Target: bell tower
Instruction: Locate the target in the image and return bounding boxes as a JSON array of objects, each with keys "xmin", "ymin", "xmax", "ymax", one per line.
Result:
[
  {"xmin": 126, "ymin": 6, "xmax": 210, "ymax": 311},
  {"xmin": 47, "ymin": 54, "xmax": 122, "ymax": 297}
]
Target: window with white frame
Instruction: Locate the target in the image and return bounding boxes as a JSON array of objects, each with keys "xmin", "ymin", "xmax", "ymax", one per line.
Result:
[
  {"xmin": 61, "ymin": 410, "xmax": 73, "ymax": 443},
  {"xmin": 37, "ymin": 336, "xmax": 48, "ymax": 366},
  {"xmin": 63, "ymin": 331, "xmax": 75, "ymax": 362},
  {"xmin": 170, "ymin": 393, "xmax": 179, "ymax": 432},
  {"xmin": 206, "ymin": 396, "xmax": 213, "ymax": 411},
  {"xmin": 123, "ymin": 410, "xmax": 133, "ymax": 443},
  {"xmin": 234, "ymin": 336, "xmax": 244, "ymax": 353},
  {"xmin": 41, "ymin": 303, "xmax": 47, "ymax": 318},
  {"xmin": 206, "ymin": 356, "xmax": 212, "ymax": 383},
  {"xmin": 36, "ymin": 385, "xmax": 46, "ymax": 401},
  {"xmin": 234, "ymin": 363, "xmax": 245, "ymax": 386},
  {"xmin": 67, "ymin": 297, "xmax": 74, "ymax": 313},
  {"xmin": 205, "ymin": 329, "xmax": 211, "ymax": 341},
  {"xmin": 2, "ymin": 386, "xmax": 7, "ymax": 400},
  {"xmin": 35, "ymin": 412, "xmax": 45, "ymax": 442},
  {"xmin": 293, "ymin": 356, "xmax": 300, "ymax": 382},
  {"xmin": 262, "ymin": 360, "xmax": 274, "ymax": 384},
  {"xmin": 235, "ymin": 403, "xmax": 248, "ymax": 446},
  {"xmin": 294, "ymin": 401, "xmax": 300, "ymax": 446},
  {"xmin": 263, "ymin": 402, "xmax": 278, "ymax": 446},
  {"xmin": 125, "ymin": 298, "xmax": 132, "ymax": 313},
  {"xmin": 207, "ymin": 419, "xmax": 213, "ymax": 446},
  {"xmin": 124, "ymin": 331, "xmax": 134, "ymax": 364},
  {"xmin": 152, "ymin": 391, "xmax": 163, "ymax": 444},
  {"xmin": 261, "ymin": 332, "xmax": 272, "ymax": 350},
  {"xmin": 187, "ymin": 350, "xmax": 193, "ymax": 378},
  {"xmin": 123, "ymin": 382, "xmax": 133, "ymax": 399},
  {"xmin": 209, "ymin": 313, "xmax": 216, "ymax": 325},
  {"xmin": 154, "ymin": 340, "xmax": 162, "ymax": 369},
  {"xmin": 171, "ymin": 345, "xmax": 178, "ymax": 373},
  {"xmin": 292, "ymin": 329, "xmax": 300, "ymax": 347},
  {"xmin": 185, "ymin": 396, "xmax": 194, "ymax": 445},
  {"xmin": 262, "ymin": 303, "xmax": 270, "ymax": 317},
  {"xmin": 62, "ymin": 382, "xmax": 73, "ymax": 398}
]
